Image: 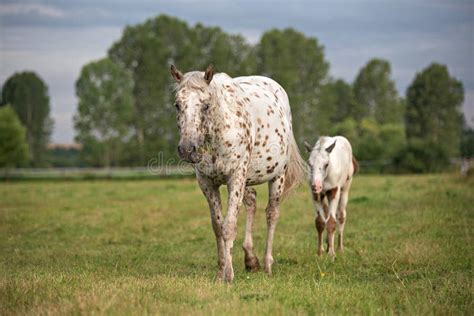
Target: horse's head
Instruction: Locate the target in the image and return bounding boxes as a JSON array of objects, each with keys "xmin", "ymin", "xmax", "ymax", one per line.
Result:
[
  {"xmin": 170, "ymin": 64, "xmax": 215, "ymax": 163},
  {"xmin": 305, "ymin": 138, "xmax": 336, "ymax": 194}
]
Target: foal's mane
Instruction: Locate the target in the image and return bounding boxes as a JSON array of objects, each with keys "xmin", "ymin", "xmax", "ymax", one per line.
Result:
[{"xmin": 314, "ymin": 137, "xmax": 332, "ymax": 152}]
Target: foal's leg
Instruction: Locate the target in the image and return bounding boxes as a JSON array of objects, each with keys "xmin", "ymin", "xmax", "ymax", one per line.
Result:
[
  {"xmin": 197, "ymin": 176, "xmax": 224, "ymax": 280},
  {"xmin": 337, "ymin": 180, "xmax": 352, "ymax": 253},
  {"xmin": 315, "ymin": 211, "xmax": 325, "ymax": 256},
  {"xmin": 314, "ymin": 196, "xmax": 328, "ymax": 256},
  {"xmin": 326, "ymin": 187, "xmax": 341, "ymax": 257},
  {"xmin": 264, "ymin": 174, "xmax": 285, "ymax": 275},
  {"xmin": 222, "ymin": 169, "xmax": 247, "ymax": 283},
  {"xmin": 242, "ymin": 187, "xmax": 260, "ymax": 271}
]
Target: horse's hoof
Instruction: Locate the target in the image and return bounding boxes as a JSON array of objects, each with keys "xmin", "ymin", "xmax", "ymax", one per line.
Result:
[
  {"xmin": 245, "ymin": 256, "xmax": 261, "ymax": 272},
  {"xmin": 216, "ymin": 269, "xmax": 225, "ymax": 282},
  {"xmin": 223, "ymin": 265, "xmax": 234, "ymax": 283}
]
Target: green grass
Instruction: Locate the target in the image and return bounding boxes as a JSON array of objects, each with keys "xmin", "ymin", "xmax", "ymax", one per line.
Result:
[{"xmin": 1, "ymin": 174, "xmax": 472, "ymax": 315}]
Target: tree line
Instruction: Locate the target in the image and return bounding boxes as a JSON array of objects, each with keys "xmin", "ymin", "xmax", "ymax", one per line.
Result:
[
  {"xmin": 0, "ymin": 72, "xmax": 52, "ymax": 167},
  {"xmin": 1, "ymin": 14, "xmax": 472, "ymax": 172}
]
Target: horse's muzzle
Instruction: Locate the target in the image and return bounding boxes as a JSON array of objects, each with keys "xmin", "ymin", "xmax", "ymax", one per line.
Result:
[{"xmin": 178, "ymin": 141, "xmax": 202, "ymax": 163}]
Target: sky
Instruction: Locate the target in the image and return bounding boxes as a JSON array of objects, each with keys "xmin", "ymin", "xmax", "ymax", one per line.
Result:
[{"xmin": 0, "ymin": 0, "xmax": 473, "ymax": 143}]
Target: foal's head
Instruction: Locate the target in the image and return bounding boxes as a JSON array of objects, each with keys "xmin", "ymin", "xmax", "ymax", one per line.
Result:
[
  {"xmin": 170, "ymin": 64, "xmax": 215, "ymax": 163},
  {"xmin": 305, "ymin": 138, "xmax": 337, "ymax": 194}
]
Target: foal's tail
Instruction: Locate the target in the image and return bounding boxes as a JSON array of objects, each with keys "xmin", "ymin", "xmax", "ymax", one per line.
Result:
[
  {"xmin": 352, "ymin": 156, "xmax": 360, "ymax": 175},
  {"xmin": 282, "ymin": 133, "xmax": 308, "ymax": 199}
]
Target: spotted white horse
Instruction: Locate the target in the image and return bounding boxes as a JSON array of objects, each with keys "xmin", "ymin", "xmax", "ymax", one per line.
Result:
[
  {"xmin": 305, "ymin": 136, "xmax": 359, "ymax": 257},
  {"xmin": 170, "ymin": 65, "xmax": 306, "ymax": 282}
]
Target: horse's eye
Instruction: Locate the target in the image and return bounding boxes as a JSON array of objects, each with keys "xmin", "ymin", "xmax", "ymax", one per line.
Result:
[
  {"xmin": 324, "ymin": 163, "xmax": 329, "ymax": 169},
  {"xmin": 174, "ymin": 103, "xmax": 180, "ymax": 111},
  {"xmin": 203, "ymin": 103, "xmax": 210, "ymax": 111}
]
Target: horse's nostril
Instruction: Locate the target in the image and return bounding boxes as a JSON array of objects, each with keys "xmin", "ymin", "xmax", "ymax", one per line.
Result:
[{"xmin": 190, "ymin": 144, "xmax": 197, "ymax": 153}]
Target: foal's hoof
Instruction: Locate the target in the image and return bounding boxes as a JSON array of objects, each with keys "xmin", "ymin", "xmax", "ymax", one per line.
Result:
[
  {"xmin": 264, "ymin": 257, "xmax": 274, "ymax": 275},
  {"xmin": 245, "ymin": 256, "xmax": 261, "ymax": 272},
  {"xmin": 264, "ymin": 265, "xmax": 272, "ymax": 276},
  {"xmin": 327, "ymin": 249, "xmax": 336, "ymax": 260}
]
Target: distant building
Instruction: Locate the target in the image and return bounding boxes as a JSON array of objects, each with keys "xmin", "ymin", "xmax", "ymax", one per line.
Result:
[{"xmin": 47, "ymin": 143, "xmax": 83, "ymax": 150}]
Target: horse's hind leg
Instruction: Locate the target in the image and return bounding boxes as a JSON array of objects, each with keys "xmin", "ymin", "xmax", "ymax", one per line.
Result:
[
  {"xmin": 264, "ymin": 174, "xmax": 285, "ymax": 275},
  {"xmin": 242, "ymin": 187, "xmax": 260, "ymax": 272}
]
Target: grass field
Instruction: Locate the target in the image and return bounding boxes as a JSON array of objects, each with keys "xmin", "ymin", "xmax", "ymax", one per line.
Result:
[{"xmin": 1, "ymin": 174, "xmax": 472, "ymax": 314}]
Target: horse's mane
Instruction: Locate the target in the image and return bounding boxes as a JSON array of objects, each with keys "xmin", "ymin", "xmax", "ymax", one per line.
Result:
[
  {"xmin": 174, "ymin": 71, "xmax": 235, "ymax": 125},
  {"xmin": 175, "ymin": 71, "xmax": 208, "ymax": 91},
  {"xmin": 175, "ymin": 71, "xmax": 232, "ymax": 94}
]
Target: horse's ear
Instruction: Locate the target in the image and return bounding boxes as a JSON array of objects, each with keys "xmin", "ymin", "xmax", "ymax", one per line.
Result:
[
  {"xmin": 304, "ymin": 141, "xmax": 313, "ymax": 153},
  {"xmin": 325, "ymin": 140, "xmax": 337, "ymax": 153},
  {"xmin": 204, "ymin": 64, "xmax": 214, "ymax": 84},
  {"xmin": 170, "ymin": 65, "xmax": 183, "ymax": 83}
]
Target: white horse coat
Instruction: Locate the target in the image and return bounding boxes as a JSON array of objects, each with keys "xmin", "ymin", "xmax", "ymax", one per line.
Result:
[
  {"xmin": 171, "ymin": 65, "xmax": 305, "ymax": 282},
  {"xmin": 306, "ymin": 136, "xmax": 358, "ymax": 256}
]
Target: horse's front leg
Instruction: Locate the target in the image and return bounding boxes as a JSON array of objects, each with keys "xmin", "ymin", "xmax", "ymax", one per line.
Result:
[
  {"xmin": 197, "ymin": 176, "xmax": 224, "ymax": 280},
  {"xmin": 222, "ymin": 168, "xmax": 247, "ymax": 283},
  {"xmin": 264, "ymin": 173, "xmax": 285, "ymax": 275}
]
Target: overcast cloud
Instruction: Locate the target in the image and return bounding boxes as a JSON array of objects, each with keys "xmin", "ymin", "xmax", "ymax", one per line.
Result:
[{"xmin": 1, "ymin": 0, "xmax": 473, "ymax": 143}]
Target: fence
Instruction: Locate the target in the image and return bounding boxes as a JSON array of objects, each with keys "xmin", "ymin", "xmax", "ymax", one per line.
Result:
[
  {"xmin": 0, "ymin": 166, "xmax": 194, "ymax": 181},
  {"xmin": 0, "ymin": 158, "xmax": 471, "ymax": 181}
]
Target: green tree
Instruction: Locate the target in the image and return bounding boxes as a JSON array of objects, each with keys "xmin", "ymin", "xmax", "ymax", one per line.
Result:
[
  {"xmin": 193, "ymin": 23, "xmax": 256, "ymax": 77},
  {"xmin": 330, "ymin": 117, "xmax": 405, "ymax": 172},
  {"xmin": 355, "ymin": 118, "xmax": 384, "ymax": 162},
  {"xmin": 74, "ymin": 58, "xmax": 134, "ymax": 167},
  {"xmin": 108, "ymin": 15, "xmax": 256, "ymax": 164},
  {"xmin": 109, "ymin": 15, "xmax": 195, "ymax": 164},
  {"xmin": 394, "ymin": 139, "xmax": 449, "ymax": 173},
  {"xmin": 379, "ymin": 123, "xmax": 406, "ymax": 159},
  {"xmin": 256, "ymin": 28, "xmax": 329, "ymax": 144},
  {"xmin": 0, "ymin": 106, "xmax": 29, "ymax": 167},
  {"xmin": 353, "ymin": 59, "xmax": 404, "ymax": 124},
  {"xmin": 460, "ymin": 125, "xmax": 474, "ymax": 158},
  {"xmin": 1, "ymin": 71, "xmax": 53, "ymax": 166},
  {"xmin": 320, "ymin": 79, "xmax": 358, "ymax": 127},
  {"xmin": 330, "ymin": 118, "xmax": 359, "ymax": 147},
  {"xmin": 405, "ymin": 63, "xmax": 464, "ymax": 158}
]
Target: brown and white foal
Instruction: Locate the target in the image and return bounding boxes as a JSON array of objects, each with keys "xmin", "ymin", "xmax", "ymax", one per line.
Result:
[{"xmin": 305, "ymin": 136, "xmax": 358, "ymax": 257}]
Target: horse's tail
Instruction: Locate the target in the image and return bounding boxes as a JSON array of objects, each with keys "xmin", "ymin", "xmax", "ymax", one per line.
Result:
[
  {"xmin": 352, "ymin": 155, "xmax": 360, "ymax": 175},
  {"xmin": 282, "ymin": 133, "xmax": 308, "ymax": 199}
]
